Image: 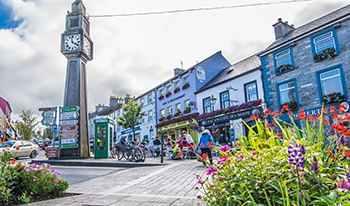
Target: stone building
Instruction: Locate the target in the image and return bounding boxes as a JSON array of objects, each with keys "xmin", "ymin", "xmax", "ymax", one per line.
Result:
[
  {"xmin": 260, "ymin": 4, "xmax": 350, "ymax": 120},
  {"xmin": 0, "ymin": 96, "xmax": 13, "ymax": 141}
]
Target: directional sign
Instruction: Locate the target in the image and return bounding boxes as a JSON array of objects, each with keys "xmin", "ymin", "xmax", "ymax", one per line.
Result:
[
  {"xmin": 60, "ymin": 143, "xmax": 78, "ymax": 149},
  {"xmin": 60, "ymin": 111, "xmax": 79, "ymax": 120},
  {"xmin": 61, "ymin": 138, "xmax": 78, "ymax": 145},
  {"xmin": 41, "ymin": 118, "xmax": 55, "ymax": 126},
  {"xmin": 61, "ymin": 125, "xmax": 78, "ymax": 131},
  {"xmin": 51, "ymin": 124, "xmax": 58, "ymax": 132},
  {"xmin": 61, "ymin": 106, "xmax": 80, "ymax": 113},
  {"xmin": 60, "ymin": 130, "xmax": 78, "ymax": 135},
  {"xmin": 60, "ymin": 134, "xmax": 78, "ymax": 139},
  {"xmin": 42, "ymin": 110, "xmax": 56, "ymax": 118},
  {"xmin": 39, "ymin": 107, "xmax": 56, "ymax": 112},
  {"xmin": 60, "ymin": 120, "xmax": 78, "ymax": 126}
]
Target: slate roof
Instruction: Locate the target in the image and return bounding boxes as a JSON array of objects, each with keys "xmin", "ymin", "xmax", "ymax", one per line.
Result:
[
  {"xmin": 262, "ymin": 4, "xmax": 350, "ymax": 54},
  {"xmin": 88, "ymin": 104, "xmax": 122, "ymax": 119},
  {"xmin": 195, "ymin": 54, "xmax": 261, "ymax": 93}
]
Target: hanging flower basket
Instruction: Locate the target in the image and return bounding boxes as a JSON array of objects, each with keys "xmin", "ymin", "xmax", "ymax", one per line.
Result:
[
  {"xmin": 322, "ymin": 92, "xmax": 346, "ymax": 104},
  {"xmin": 174, "ymin": 110, "xmax": 181, "ymax": 117},
  {"xmin": 165, "ymin": 92, "xmax": 172, "ymax": 98},
  {"xmin": 158, "ymin": 95, "xmax": 164, "ymax": 100},
  {"xmin": 280, "ymin": 101, "xmax": 298, "ymax": 111},
  {"xmin": 174, "ymin": 87, "xmax": 180, "ymax": 94},
  {"xmin": 183, "ymin": 107, "xmax": 191, "ymax": 114},
  {"xmin": 314, "ymin": 47, "xmax": 336, "ymax": 62},
  {"xmin": 166, "ymin": 114, "xmax": 172, "ymax": 120},
  {"xmin": 182, "ymin": 83, "xmax": 190, "ymax": 90},
  {"xmin": 276, "ymin": 64, "xmax": 292, "ymax": 73},
  {"xmin": 159, "ymin": 116, "xmax": 165, "ymax": 122}
]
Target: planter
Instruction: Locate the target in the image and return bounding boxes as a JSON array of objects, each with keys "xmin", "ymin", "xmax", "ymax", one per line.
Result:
[
  {"xmin": 182, "ymin": 83, "xmax": 190, "ymax": 90},
  {"xmin": 276, "ymin": 64, "xmax": 292, "ymax": 74},
  {"xmin": 174, "ymin": 111, "xmax": 181, "ymax": 117},
  {"xmin": 158, "ymin": 95, "xmax": 164, "ymax": 100},
  {"xmin": 165, "ymin": 92, "xmax": 172, "ymax": 98},
  {"xmin": 166, "ymin": 115, "xmax": 172, "ymax": 120},
  {"xmin": 322, "ymin": 92, "xmax": 346, "ymax": 104},
  {"xmin": 280, "ymin": 101, "xmax": 298, "ymax": 111},
  {"xmin": 174, "ymin": 87, "xmax": 180, "ymax": 94},
  {"xmin": 314, "ymin": 47, "xmax": 336, "ymax": 62},
  {"xmin": 159, "ymin": 116, "xmax": 165, "ymax": 122},
  {"xmin": 183, "ymin": 108, "xmax": 191, "ymax": 114}
]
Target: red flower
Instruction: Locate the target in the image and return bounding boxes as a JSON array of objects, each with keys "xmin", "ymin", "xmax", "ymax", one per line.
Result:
[
  {"xmin": 287, "ymin": 111, "xmax": 293, "ymax": 116},
  {"xmin": 277, "ymin": 132, "xmax": 282, "ymax": 137},
  {"xmin": 272, "ymin": 122, "xmax": 277, "ymax": 126},
  {"xmin": 330, "ymin": 106, "xmax": 336, "ymax": 112},
  {"xmin": 340, "ymin": 104, "xmax": 346, "ymax": 109},
  {"xmin": 323, "ymin": 119, "xmax": 329, "ymax": 125},
  {"xmin": 271, "ymin": 111, "xmax": 280, "ymax": 117},
  {"xmin": 202, "ymin": 153, "xmax": 208, "ymax": 159},
  {"xmin": 207, "ymin": 142, "xmax": 212, "ymax": 147},
  {"xmin": 264, "ymin": 108, "xmax": 271, "ymax": 115},
  {"xmin": 200, "ymin": 143, "xmax": 204, "ymax": 147},
  {"xmin": 328, "ymin": 150, "xmax": 333, "ymax": 155},
  {"xmin": 322, "ymin": 108, "xmax": 328, "ymax": 114},
  {"xmin": 343, "ymin": 132, "xmax": 350, "ymax": 137},
  {"xmin": 298, "ymin": 110, "xmax": 306, "ymax": 119},
  {"xmin": 210, "ymin": 147, "xmax": 214, "ymax": 151},
  {"xmin": 235, "ymin": 142, "xmax": 241, "ymax": 147},
  {"xmin": 345, "ymin": 114, "xmax": 350, "ymax": 120},
  {"xmin": 282, "ymin": 105, "xmax": 289, "ymax": 111},
  {"xmin": 250, "ymin": 114, "xmax": 259, "ymax": 119},
  {"xmin": 345, "ymin": 151, "xmax": 350, "ymax": 158}
]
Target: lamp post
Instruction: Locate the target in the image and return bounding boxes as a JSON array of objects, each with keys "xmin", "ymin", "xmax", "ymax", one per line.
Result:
[{"xmin": 209, "ymin": 95, "xmax": 217, "ymax": 140}]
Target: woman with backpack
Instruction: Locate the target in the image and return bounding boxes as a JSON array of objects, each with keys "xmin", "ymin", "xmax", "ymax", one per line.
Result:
[{"xmin": 198, "ymin": 129, "xmax": 214, "ymax": 166}]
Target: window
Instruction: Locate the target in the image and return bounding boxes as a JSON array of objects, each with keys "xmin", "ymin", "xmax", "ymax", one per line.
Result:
[
  {"xmin": 220, "ymin": 91, "xmax": 230, "ymax": 109},
  {"xmin": 140, "ymin": 98, "xmax": 144, "ymax": 106},
  {"xmin": 316, "ymin": 65, "xmax": 347, "ymax": 104},
  {"xmin": 311, "ymin": 28, "xmax": 339, "ymax": 60},
  {"xmin": 184, "ymin": 99, "xmax": 190, "ymax": 109},
  {"xmin": 167, "ymin": 85, "xmax": 172, "ymax": 93},
  {"xmin": 175, "ymin": 81, "xmax": 180, "ymax": 88},
  {"xmin": 183, "ymin": 76, "xmax": 189, "ymax": 85},
  {"xmin": 276, "ymin": 79, "xmax": 299, "ymax": 109},
  {"xmin": 148, "ymin": 94, "xmax": 153, "ymax": 103},
  {"xmin": 273, "ymin": 47, "xmax": 294, "ymax": 74},
  {"xmin": 203, "ymin": 98, "xmax": 212, "ymax": 113},
  {"xmin": 245, "ymin": 81, "xmax": 258, "ymax": 102},
  {"xmin": 167, "ymin": 106, "xmax": 172, "ymax": 115},
  {"xmin": 160, "ymin": 89, "xmax": 164, "ymax": 96},
  {"xmin": 148, "ymin": 110, "xmax": 153, "ymax": 122},
  {"xmin": 176, "ymin": 103, "xmax": 181, "ymax": 112},
  {"xmin": 160, "ymin": 109, "xmax": 165, "ymax": 117}
]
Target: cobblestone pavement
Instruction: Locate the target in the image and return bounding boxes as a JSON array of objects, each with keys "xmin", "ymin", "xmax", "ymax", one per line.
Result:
[{"xmin": 28, "ymin": 160, "xmax": 206, "ymax": 206}]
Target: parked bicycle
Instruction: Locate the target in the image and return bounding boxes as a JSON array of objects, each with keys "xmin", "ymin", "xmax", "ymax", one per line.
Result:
[{"xmin": 112, "ymin": 142, "xmax": 146, "ymax": 162}]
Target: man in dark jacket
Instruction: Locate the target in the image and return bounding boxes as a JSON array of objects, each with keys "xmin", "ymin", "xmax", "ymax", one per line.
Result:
[
  {"xmin": 198, "ymin": 130, "xmax": 215, "ymax": 166},
  {"xmin": 153, "ymin": 136, "xmax": 161, "ymax": 156}
]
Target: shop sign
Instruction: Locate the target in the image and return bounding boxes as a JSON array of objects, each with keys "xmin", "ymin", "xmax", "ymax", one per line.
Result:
[
  {"xmin": 162, "ymin": 94, "xmax": 185, "ymax": 105},
  {"xmin": 199, "ymin": 108, "xmax": 262, "ymax": 126},
  {"xmin": 158, "ymin": 119, "xmax": 195, "ymax": 131}
]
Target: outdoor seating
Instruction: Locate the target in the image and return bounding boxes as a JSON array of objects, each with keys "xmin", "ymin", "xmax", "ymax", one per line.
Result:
[
  {"xmin": 153, "ymin": 145, "xmax": 160, "ymax": 157},
  {"xmin": 180, "ymin": 146, "xmax": 191, "ymax": 160},
  {"xmin": 165, "ymin": 146, "xmax": 173, "ymax": 159},
  {"xmin": 148, "ymin": 145, "xmax": 154, "ymax": 157}
]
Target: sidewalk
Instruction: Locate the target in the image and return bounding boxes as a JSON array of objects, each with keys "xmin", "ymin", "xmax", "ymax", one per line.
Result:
[{"xmin": 28, "ymin": 159, "xmax": 205, "ymax": 206}]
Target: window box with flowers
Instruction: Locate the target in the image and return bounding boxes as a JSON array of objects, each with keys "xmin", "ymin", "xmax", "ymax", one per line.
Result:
[
  {"xmin": 174, "ymin": 87, "xmax": 180, "ymax": 94},
  {"xmin": 182, "ymin": 83, "xmax": 190, "ymax": 90},
  {"xmin": 276, "ymin": 64, "xmax": 292, "ymax": 74},
  {"xmin": 322, "ymin": 92, "xmax": 346, "ymax": 104},
  {"xmin": 158, "ymin": 95, "xmax": 164, "ymax": 100},
  {"xmin": 183, "ymin": 107, "xmax": 191, "ymax": 114},
  {"xmin": 159, "ymin": 116, "xmax": 165, "ymax": 122},
  {"xmin": 280, "ymin": 101, "xmax": 298, "ymax": 111},
  {"xmin": 165, "ymin": 92, "xmax": 172, "ymax": 98},
  {"xmin": 174, "ymin": 110, "xmax": 181, "ymax": 117},
  {"xmin": 166, "ymin": 114, "xmax": 172, "ymax": 120},
  {"xmin": 314, "ymin": 47, "xmax": 337, "ymax": 62}
]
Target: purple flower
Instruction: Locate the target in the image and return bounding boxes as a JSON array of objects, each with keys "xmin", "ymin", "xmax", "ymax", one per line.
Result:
[
  {"xmin": 311, "ymin": 156, "xmax": 319, "ymax": 173},
  {"xmin": 287, "ymin": 144, "xmax": 306, "ymax": 169},
  {"xmin": 53, "ymin": 179, "xmax": 58, "ymax": 183},
  {"xmin": 220, "ymin": 145, "xmax": 230, "ymax": 152},
  {"xmin": 205, "ymin": 166, "xmax": 218, "ymax": 177},
  {"xmin": 196, "ymin": 195, "xmax": 201, "ymax": 199},
  {"xmin": 33, "ymin": 179, "xmax": 36, "ymax": 182},
  {"xmin": 198, "ymin": 181, "xmax": 205, "ymax": 184},
  {"xmin": 339, "ymin": 136, "xmax": 346, "ymax": 145}
]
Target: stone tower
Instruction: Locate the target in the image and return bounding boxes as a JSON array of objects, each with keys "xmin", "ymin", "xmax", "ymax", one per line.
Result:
[{"xmin": 60, "ymin": 0, "xmax": 93, "ymax": 157}]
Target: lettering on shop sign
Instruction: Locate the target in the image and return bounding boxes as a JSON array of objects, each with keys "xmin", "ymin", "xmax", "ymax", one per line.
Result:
[
  {"xmin": 162, "ymin": 94, "xmax": 185, "ymax": 105},
  {"xmin": 158, "ymin": 119, "xmax": 193, "ymax": 131}
]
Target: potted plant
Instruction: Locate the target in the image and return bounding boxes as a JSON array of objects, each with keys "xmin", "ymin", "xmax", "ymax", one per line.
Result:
[
  {"xmin": 183, "ymin": 106, "xmax": 191, "ymax": 114},
  {"xmin": 314, "ymin": 47, "xmax": 336, "ymax": 62},
  {"xmin": 280, "ymin": 101, "xmax": 298, "ymax": 111},
  {"xmin": 182, "ymin": 83, "xmax": 190, "ymax": 90},
  {"xmin": 322, "ymin": 92, "xmax": 346, "ymax": 104},
  {"xmin": 174, "ymin": 110, "xmax": 181, "ymax": 117},
  {"xmin": 165, "ymin": 92, "xmax": 172, "ymax": 98},
  {"xmin": 174, "ymin": 87, "xmax": 180, "ymax": 94},
  {"xmin": 166, "ymin": 114, "xmax": 172, "ymax": 120},
  {"xmin": 276, "ymin": 64, "xmax": 292, "ymax": 73},
  {"xmin": 158, "ymin": 95, "xmax": 164, "ymax": 100}
]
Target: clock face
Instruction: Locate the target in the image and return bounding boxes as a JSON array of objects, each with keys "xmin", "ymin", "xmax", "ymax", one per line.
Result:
[
  {"xmin": 196, "ymin": 66, "xmax": 206, "ymax": 83},
  {"xmin": 65, "ymin": 34, "xmax": 80, "ymax": 51},
  {"xmin": 83, "ymin": 37, "xmax": 91, "ymax": 55}
]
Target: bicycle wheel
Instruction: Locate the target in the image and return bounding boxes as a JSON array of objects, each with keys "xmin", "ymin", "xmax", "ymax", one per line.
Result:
[
  {"xmin": 140, "ymin": 147, "xmax": 146, "ymax": 162},
  {"xmin": 134, "ymin": 147, "xmax": 143, "ymax": 162},
  {"xmin": 110, "ymin": 149, "xmax": 116, "ymax": 159},
  {"xmin": 117, "ymin": 148, "xmax": 124, "ymax": 160},
  {"xmin": 125, "ymin": 147, "xmax": 135, "ymax": 162}
]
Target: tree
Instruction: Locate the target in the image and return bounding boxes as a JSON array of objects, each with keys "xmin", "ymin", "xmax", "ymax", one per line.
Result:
[
  {"xmin": 17, "ymin": 110, "xmax": 39, "ymax": 141},
  {"xmin": 43, "ymin": 126, "xmax": 54, "ymax": 140},
  {"xmin": 117, "ymin": 99, "xmax": 146, "ymax": 141}
]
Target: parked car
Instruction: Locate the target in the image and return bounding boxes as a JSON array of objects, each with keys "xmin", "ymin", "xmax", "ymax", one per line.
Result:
[
  {"xmin": 35, "ymin": 139, "xmax": 44, "ymax": 148},
  {"xmin": 44, "ymin": 142, "xmax": 59, "ymax": 157},
  {"xmin": 0, "ymin": 140, "xmax": 40, "ymax": 159}
]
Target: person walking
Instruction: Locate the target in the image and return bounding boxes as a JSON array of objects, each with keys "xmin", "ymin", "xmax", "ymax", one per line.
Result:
[{"xmin": 198, "ymin": 129, "xmax": 214, "ymax": 166}]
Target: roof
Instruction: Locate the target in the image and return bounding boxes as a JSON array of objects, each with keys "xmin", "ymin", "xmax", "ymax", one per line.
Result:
[
  {"xmin": 0, "ymin": 96, "xmax": 12, "ymax": 115},
  {"xmin": 262, "ymin": 4, "xmax": 350, "ymax": 55},
  {"xmin": 195, "ymin": 54, "xmax": 261, "ymax": 93},
  {"xmin": 89, "ymin": 104, "xmax": 122, "ymax": 119}
]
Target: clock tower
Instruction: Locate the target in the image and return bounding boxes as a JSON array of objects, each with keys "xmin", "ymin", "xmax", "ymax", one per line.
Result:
[{"xmin": 60, "ymin": 0, "xmax": 93, "ymax": 158}]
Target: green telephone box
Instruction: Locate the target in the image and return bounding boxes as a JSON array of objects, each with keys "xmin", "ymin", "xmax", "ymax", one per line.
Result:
[{"xmin": 94, "ymin": 118, "xmax": 114, "ymax": 158}]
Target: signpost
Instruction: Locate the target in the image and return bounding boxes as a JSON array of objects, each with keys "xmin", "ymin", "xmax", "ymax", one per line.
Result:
[
  {"xmin": 60, "ymin": 111, "xmax": 79, "ymax": 120},
  {"xmin": 41, "ymin": 118, "xmax": 55, "ymax": 126},
  {"xmin": 60, "ymin": 120, "xmax": 78, "ymax": 126},
  {"xmin": 61, "ymin": 143, "xmax": 78, "ymax": 149},
  {"xmin": 60, "ymin": 134, "xmax": 78, "ymax": 139},
  {"xmin": 46, "ymin": 147, "xmax": 59, "ymax": 158},
  {"xmin": 61, "ymin": 106, "xmax": 79, "ymax": 113},
  {"xmin": 61, "ymin": 125, "xmax": 78, "ymax": 131},
  {"xmin": 61, "ymin": 138, "xmax": 78, "ymax": 144},
  {"xmin": 42, "ymin": 110, "xmax": 55, "ymax": 118},
  {"xmin": 51, "ymin": 124, "xmax": 58, "ymax": 132}
]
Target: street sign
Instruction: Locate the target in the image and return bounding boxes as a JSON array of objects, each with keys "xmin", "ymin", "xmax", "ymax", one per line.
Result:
[
  {"xmin": 41, "ymin": 118, "xmax": 55, "ymax": 126},
  {"xmin": 61, "ymin": 138, "xmax": 78, "ymax": 144},
  {"xmin": 60, "ymin": 134, "xmax": 78, "ymax": 139},
  {"xmin": 42, "ymin": 110, "xmax": 56, "ymax": 118},
  {"xmin": 60, "ymin": 119, "xmax": 78, "ymax": 126},
  {"xmin": 60, "ymin": 130, "xmax": 78, "ymax": 135},
  {"xmin": 46, "ymin": 147, "xmax": 58, "ymax": 158},
  {"xmin": 61, "ymin": 106, "xmax": 80, "ymax": 113},
  {"xmin": 39, "ymin": 107, "xmax": 56, "ymax": 112},
  {"xmin": 61, "ymin": 125, "xmax": 78, "ymax": 131},
  {"xmin": 60, "ymin": 111, "xmax": 79, "ymax": 120},
  {"xmin": 61, "ymin": 143, "xmax": 78, "ymax": 149},
  {"xmin": 51, "ymin": 124, "xmax": 58, "ymax": 132}
]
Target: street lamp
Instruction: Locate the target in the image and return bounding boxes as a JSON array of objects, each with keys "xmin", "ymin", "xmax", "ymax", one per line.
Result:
[{"xmin": 209, "ymin": 95, "xmax": 217, "ymax": 140}]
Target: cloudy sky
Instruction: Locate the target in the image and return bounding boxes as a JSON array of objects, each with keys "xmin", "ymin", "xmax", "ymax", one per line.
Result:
[{"xmin": 0, "ymin": 0, "xmax": 349, "ymax": 129}]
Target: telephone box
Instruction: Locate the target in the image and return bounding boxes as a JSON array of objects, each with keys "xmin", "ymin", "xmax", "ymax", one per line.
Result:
[{"xmin": 94, "ymin": 117, "xmax": 114, "ymax": 158}]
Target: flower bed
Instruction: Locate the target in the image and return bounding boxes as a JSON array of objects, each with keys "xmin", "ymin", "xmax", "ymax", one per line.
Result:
[
  {"xmin": 166, "ymin": 114, "xmax": 172, "ymax": 120},
  {"xmin": 196, "ymin": 104, "xmax": 350, "ymax": 205},
  {"xmin": 174, "ymin": 111, "xmax": 181, "ymax": 117},
  {"xmin": 322, "ymin": 92, "xmax": 346, "ymax": 104}
]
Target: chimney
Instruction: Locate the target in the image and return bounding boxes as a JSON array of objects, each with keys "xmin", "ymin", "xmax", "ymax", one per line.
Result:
[
  {"xmin": 273, "ymin": 18, "xmax": 295, "ymax": 40},
  {"xmin": 174, "ymin": 68, "xmax": 185, "ymax": 76}
]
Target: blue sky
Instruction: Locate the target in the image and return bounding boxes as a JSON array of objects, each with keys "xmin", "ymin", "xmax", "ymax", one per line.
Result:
[{"xmin": 0, "ymin": 1, "xmax": 21, "ymax": 29}]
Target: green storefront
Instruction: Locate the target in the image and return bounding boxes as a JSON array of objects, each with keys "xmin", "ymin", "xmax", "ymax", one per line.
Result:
[{"xmin": 94, "ymin": 118, "xmax": 114, "ymax": 158}]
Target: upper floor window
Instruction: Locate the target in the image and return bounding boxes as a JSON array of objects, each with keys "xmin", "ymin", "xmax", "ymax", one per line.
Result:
[
  {"xmin": 311, "ymin": 28, "xmax": 339, "ymax": 62},
  {"xmin": 316, "ymin": 65, "xmax": 347, "ymax": 104},
  {"xmin": 203, "ymin": 98, "xmax": 212, "ymax": 113},
  {"xmin": 148, "ymin": 110, "xmax": 153, "ymax": 122},
  {"xmin": 167, "ymin": 106, "xmax": 172, "ymax": 116},
  {"xmin": 160, "ymin": 109, "xmax": 165, "ymax": 117},
  {"xmin": 245, "ymin": 81, "xmax": 258, "ymax": 102},
  {"xmin": 148, "ymin": 94, "xmax": 153, "ymax": 103},
  {"xmin": 276, "ymin": 79, "xmax": 299, "ymax": 110},
  {"xmin": 184, "ymin": 99, "xmax": 190, "ymax": 108},
  {"xmin": 175, "ymin": 81, "xmax": 180, "ymax": 88},
  {"xmin": 160, "ymin": 89, "xmax": 164, "ymax": 96},
  {"xmin": 183, "ymin": 76, "xmax": 189, "ymax": 85},
  {"xmin": 140, "ymin": 98, "xmax": 144, "ymax": 106},
  {"xmin": 273, "ymin": 47, "xmax": 294, "ymax": 74},
  {"xmin": 167, "ymin": 85, "xmax": 172, "ymax": 93},
  {"xmin": 176, "ymin": 103, "xmax": 181, "ymax": 112},
  {"xmin": 220, "ymin": 91, "xmax": 230, "ymax": 109}
]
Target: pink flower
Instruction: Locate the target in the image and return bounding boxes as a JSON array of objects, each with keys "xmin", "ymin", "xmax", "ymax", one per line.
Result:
[
  {"xmin": 205, "ymin": 166, "xmax": 218, "ymax": 177},
  {"xmin": 220, "ymin": 145, "xmax": 230, "ymax": 152},
  {"xmin": 196, "ymin": 195, "xmax": 201, "ymax": 199},
  {"xmin": 198, "ymin": 180, "xmax": 205, "ymax": 184},
  {"xmin": 33, "ymin": 179, "xmax": 36, "ymax": 182},
  {"xmin": 53, "ymin": 179, "xmax": 58, "ymax": 183}
]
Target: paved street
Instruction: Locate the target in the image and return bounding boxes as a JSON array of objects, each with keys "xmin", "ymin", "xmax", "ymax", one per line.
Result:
[{"xmin": 28, "ymin": 158, "xmax": 205, "ymax": 206}]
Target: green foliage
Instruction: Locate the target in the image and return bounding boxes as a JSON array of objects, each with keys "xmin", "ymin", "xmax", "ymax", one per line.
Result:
[
  {"xmin": 17, "ymin": 109, "xmax": 39, "ymax": 141},
  {"xmin": 43, "ymin": 126, "xmax": 54, "ymax": 140},
  {"xmin": 117, "ymin": 99, "xmax": 146, "ymax": 140},
  {"xmin": 196, "ymin": 105, "xmax": 350, "ymax": 205}
]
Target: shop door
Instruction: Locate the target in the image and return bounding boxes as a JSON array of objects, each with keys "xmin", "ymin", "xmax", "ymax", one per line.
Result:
[{"xmin": 95, "ymin": 124, "xmax": 108, "ymax": 158}]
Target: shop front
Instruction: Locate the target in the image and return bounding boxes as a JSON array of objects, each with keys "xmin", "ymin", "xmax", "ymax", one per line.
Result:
[{"xmin": 120, "ymin": 126, "xmax": 141, "ymax": 142}]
